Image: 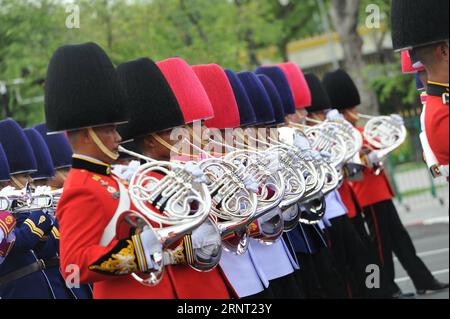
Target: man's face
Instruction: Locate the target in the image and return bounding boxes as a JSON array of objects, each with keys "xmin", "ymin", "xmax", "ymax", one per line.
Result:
[
  {"xmin": 49, "ymin": 167, "xmax": 70, "ymax": 188},
  {"xmin": 91, "ymin": 125, "xmax": 122, "ymax": 163},
  {"xmin": 309, "ymin": 111, "xmax": 326, "ymax": 122},
  {"xmin": 342, "ymin": 107, "xmax": 359, "ymax": 126},
  {"xmin": 151, "ymin": 129, "xmax": 174, "ymax": 161},
  {"xmin": 286, "ymin": 109, "xmax": 307, "ymax": 125},
  {"xmin": 11, "ymin": 173, "xmax": 33, "ymax": 189}
]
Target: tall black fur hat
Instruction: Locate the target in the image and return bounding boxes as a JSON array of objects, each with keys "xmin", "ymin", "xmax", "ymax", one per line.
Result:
[
  {"xmin": 116, "ymin": 58, "xmax": 185, "ymax": 142},
  {"xmin": 391, "ymin": 0, "xmax": 449, "ymax": 51},
  {"xmin": 44, "ymin": 42, "xmax": 128, "ymax": 133},
  {"xmin": 322, "ymin": 69, "xmax": 360, "ymax": 110},
  {"xmin": 304, "ymin": 73, "xmax": 331, "ymax": 113}
]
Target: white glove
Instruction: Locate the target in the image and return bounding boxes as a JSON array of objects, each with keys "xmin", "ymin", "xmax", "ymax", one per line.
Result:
[
  {"xmin": 368, "ymin": 151, "xmax": 381, "ymax": 167},
  {"xmin": 183, "ymin": 161, "xmax": 209, "ymax": 184},
  {"xmin": 34, "ymin": 185, "xmax": 52, "ymax": 195},
  {"xmin": 390, "ymin": 114, "xmax": 404, "ymax": 125},
  {"xmin": 0, "ymin": 186, "xmax": 18, "ymax": 195},
  {"xmin": 293, "ymin": 134, "xmax": 311, "ymax": 151},
  {"xmin": 326, "ymin": 109, "xmax": 344, "ymax": 121},
  {"xmin": 264, "ymin": 152, "xmax": 282, "ymax": 174},
  {"xmin": 138, "ymin": 228, "xmax": 163, "ymax": 272}
]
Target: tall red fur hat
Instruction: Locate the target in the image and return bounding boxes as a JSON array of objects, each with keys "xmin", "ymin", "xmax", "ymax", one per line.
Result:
[
  {"xmin": 156, "ymin": 57, "xmax": 214, "ymax": 123},
  {"xmin": 401, "ymin": 50, "xmax": 425, "ymax": 74},
  {"xmin": 277, "ymin": 62, "xmax": 312, "ymax": 109},
  {"xmin": 192, "ymin": 64, "xmax": 240, "ymax": 129}
]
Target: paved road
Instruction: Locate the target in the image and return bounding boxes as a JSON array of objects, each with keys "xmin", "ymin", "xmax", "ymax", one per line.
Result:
[{"xmin": 394, "ymin": 223, "xmax": 449, "ymax": 299}]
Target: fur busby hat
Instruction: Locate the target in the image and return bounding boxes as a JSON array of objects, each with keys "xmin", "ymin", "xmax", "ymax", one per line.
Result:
[
  {"xmin": 157, "ymin": 57, "xmax": 214, "ymax": 123},
  {"xmin": 237, "ymin": 72, "xmax": 275, "ymax": 125},
  {"xmin": 192, "ymin": 64, "xmax": 241, "ymax": 129},
  {"xmin": 257, "ymin": 74, "xmax": 285, "ymax": 125},
  {"xmin": 0, "ymin": 119, "xmax": 37, "ymax": 175},
  {"xmin": 322, "ymin": 69, "xmax": 360, "ymax": 110},
  {"xmin": 44, "ymin": 42, "xmax": 128, "ymax": 133},
  {"xmin": 0, "ymin": 144, "xmax": 11, "ymax": 182},
  {"xmin": 116, "ymin": 58, "xmax": 185, "ymax": 142},
  {"xmin": 255, "ymin": 66, "xmax": 296, "ymax": 114},
  {"xmin": 277, "ymin": 62, "xmax": 312, "ymax": 109},
  {"xmin": 34, "ymin": 123, "xmax": 73, "ymax": 169},
  {"xmin": 224, "ymin": 69, "xmax": 257, "ymax": 126},
  {"xmin": 391, "ymin": 0, "xmax": 449, "ymax": 51},
  {"xmin": 304, "ymin": 73, "xmax": 332, "ymax": 113},
  {"xmin": 23, "ymin": 128, "xmax": 55, "ymax": 180},
  {"xmin": 401, "ymin": 50, "xmax": 425, "ymax": 74}
]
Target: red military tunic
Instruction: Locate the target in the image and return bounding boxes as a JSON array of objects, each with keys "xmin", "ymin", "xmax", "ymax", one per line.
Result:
[
  {"xmin": 57, "ymin": 156, "xmax": 230, "ymax": 299},
  {"xmin": 423, "ymin": 82, "xmax": 449, "ymax": 165},
  {"xmin": 349, "ymin": 127, "xmax": 395, "ymax": 208},
  {"xmin": 338, "ymin": 180, "xmax": 359, "ymax": 219}
]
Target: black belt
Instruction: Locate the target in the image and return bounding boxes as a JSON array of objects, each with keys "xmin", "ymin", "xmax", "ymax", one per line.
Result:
[{"xmin": 0, "ymin": 256, "xmax": 60, "ymax": 286}]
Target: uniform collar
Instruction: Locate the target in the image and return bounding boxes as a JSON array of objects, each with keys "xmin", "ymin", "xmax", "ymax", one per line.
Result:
[
  {"xmin": 72, "ymin": 154, "xmax": 112, "ymax": 176},
  {"xmin": 427, "ymin": 81, "xmax": 449, "ymax": 105}
]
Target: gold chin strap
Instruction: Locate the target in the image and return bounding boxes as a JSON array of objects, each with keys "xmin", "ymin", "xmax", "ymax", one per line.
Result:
[
  {"xmin": 152, "ymin": 133, "xmax": 177, "ymax": 152},
  {"xmin": 11, "ymin": 175, "xmax": 24, "ymax": 189},
  {"xmin": 87, "ymin": 128, "xmax": 119, "ymax": 161},
  {"xmin": 346, "ymin": 110, "xmax": 360, "ymax": 121},
  {"xmin": 152, "ymin": 131, "xmax": 202, "ymax": 160}
]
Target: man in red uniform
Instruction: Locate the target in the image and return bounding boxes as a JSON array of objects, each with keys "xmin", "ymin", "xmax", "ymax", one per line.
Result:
[
  {"xmin": 391, "ymin": 0, "xmax": 448, "ymax": 177},
  {"xmin": 116, "ymin": 57, "xmax": 231, "ymax": 299},
  {"xmin": 325, "ymin": 67, "xmax": 448, "ymax": 297},
  {"xmin": 45, "ymin": 42, "xmax": 178, "ymax": 298}
]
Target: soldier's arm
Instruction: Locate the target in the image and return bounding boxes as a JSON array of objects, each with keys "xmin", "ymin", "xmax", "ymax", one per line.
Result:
[
  {"xmin": 58, "ymin": 187, "xmax": 159, "ymax": 284},
  {"xmin": 9, "ymin": 210, "xmax": 53, "ymax": 252}
]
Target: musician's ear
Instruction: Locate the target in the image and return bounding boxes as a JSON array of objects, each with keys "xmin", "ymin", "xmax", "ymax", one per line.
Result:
[{"xmin": 142, "ymin": 135, "xmax": 155, "ymax": 149}]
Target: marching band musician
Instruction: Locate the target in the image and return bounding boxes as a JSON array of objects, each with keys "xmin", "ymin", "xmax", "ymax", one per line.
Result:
[
  {"xmin": 391, "ymin": 0, "xmax": 449, "ymax": 180},
  {"xmin": 324, "ymin": 68, "xmax": 448, "ymax": 297},
  {"xmin": 24, "ymin": 128, "xmax": 92, "ymax": 299},
  {"xmin": 322, "ymin": 69, "xmax": 386, "ymax": 298},
  {"xmin": 0, "ymin": 119, "xmax": 64, "ymax": 298},
  {"xmin": 158, "ymin": 57, "xmax": 276, "ymax": 299},
  {"xmin": 0, "ymin": 144, "xmax": 16, "ymax": 266},
  {"xmin": 192, "ymin": 64, "xmax": 296, "ymax": 299},
  {"xmin": 45, "ymin": 42, "xmax": 178, "ymax": 299},
  {"xmin": 274, "ymin": 68, "xmax": 339, "ymax": 298},
  {"xmin": 235, "ymin": 69, "xmax": 306, "ymax": 298},
  {"xmin": 300, "ymin": 73, "xmax": 367, "ymax": 298},
  {"xmin": 240, "ymin": 68, "xmax": 304, "ymax": 299},
  {"xmin": 34, "ymin": 123, "xmax": 74, "ymax": 189},
  {"xmin": 115, "ymin": 57, "xmax": 232, "ymax": 299}
]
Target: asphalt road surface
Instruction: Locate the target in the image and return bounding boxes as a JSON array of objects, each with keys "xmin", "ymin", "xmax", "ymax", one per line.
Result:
[{"xmin": 394, "ymin": 222, "xmax": 449, "ymax": 299}]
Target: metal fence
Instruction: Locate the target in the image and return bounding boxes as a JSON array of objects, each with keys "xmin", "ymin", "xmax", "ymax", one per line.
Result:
[{"xmin": 384, "ymin": 111, "xmax": 449, "ymax": 213}]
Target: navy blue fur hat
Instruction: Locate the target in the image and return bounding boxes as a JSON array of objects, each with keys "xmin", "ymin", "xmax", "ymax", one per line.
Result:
[
  {"xmin": 255, "ymin": 66, "xmax": 296, "ymax": 115},
  {"xmin": 23, "ymin": 128, "xmax": 55, "ymax": 180},
  {"xmin": 0, "ymin": 119, "xmax": 37, "ymax": 175},
  {"xmin": 224, "ymin": 69, "xmax": 257, "ymax": 126},
  {"xmin": 237, "ymin": 71, "xmax": 275, "ymax": 125},
  {"xmin": 0, "ymin": 144, "xmax": 11, "ymax": 182},
  {"xmin": 257, "ymin": 74, "xmax": 285, "ymax": 125},
  {"xmin": 34, "ymin": 123, "xmax": 73, "ymax": 169}
]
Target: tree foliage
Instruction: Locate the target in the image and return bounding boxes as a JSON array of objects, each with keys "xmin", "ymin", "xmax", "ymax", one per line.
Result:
[{"xmin": 0, "ymin": 0, "xmax": 418, "ymax": 127}]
